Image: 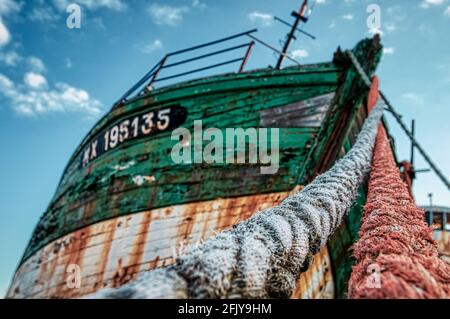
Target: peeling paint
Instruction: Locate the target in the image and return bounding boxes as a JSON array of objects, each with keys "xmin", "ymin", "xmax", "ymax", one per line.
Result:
[{"xmin": 132, "ymin": 175, "xmax": 156, "ymax": 186}]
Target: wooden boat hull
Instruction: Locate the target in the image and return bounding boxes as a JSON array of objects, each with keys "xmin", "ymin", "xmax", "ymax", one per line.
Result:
[{"xmin": 7, "ymin": 37, "xmax": 384, "ymax": 299}]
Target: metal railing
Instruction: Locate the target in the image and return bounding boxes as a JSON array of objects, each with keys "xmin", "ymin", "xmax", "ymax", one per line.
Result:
[{"xmin": 114, "ymin": 29, "xmax": 258, "ymax": 107}]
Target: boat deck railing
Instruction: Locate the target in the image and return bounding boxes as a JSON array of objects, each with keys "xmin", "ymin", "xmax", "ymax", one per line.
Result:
[
  {"xmin": 423, "ymin": 207, "xmax": 450, "ymax": 232},
  {"xmin": 114, "ymin": 29, "xmax": 259, "ymax": 108}
]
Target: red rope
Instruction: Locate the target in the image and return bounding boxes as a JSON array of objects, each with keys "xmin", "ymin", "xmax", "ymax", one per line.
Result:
[
  {"xmin": 348, "ymin": 123, "xmax": 450, "ymax": 298},
  {"xmin": 348, "ymin": 76, "xmax": 450, "ymax": 298}
]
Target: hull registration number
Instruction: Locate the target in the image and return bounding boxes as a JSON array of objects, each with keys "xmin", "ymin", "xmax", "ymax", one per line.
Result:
[{"xmin": 80, "ymin": 105, "xmax": 187, "ymax": 167}]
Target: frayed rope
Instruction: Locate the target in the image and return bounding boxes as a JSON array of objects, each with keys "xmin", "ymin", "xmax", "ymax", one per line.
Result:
[{"xmin": 348, "ymin": 125, "xmax": 450, "ymax": 299}]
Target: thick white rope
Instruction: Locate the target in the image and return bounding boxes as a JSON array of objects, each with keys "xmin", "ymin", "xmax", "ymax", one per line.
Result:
[{"xmin": 90, "ymin": 100, "xmax": 385, "ymax": 299}]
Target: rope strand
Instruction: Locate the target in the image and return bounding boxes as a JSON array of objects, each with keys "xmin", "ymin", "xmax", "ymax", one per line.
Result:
[{"xmin": 348, "ymin": 125, "xmax": 450, "ymax": 298}]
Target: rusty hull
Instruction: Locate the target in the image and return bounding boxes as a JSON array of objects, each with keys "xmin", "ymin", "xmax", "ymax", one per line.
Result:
[{"xmin": 7, "ymin": 190, "xmax": 334, "ymax": 299}]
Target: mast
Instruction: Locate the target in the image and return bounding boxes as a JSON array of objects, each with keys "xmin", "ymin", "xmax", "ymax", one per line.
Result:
[
  {"xmin": 276, "ymin": 0, "xmax": 309, "ymax": 69},
  {"xmin": 410, "ymin": 119, "xmax": 415, "ymax": 165}
]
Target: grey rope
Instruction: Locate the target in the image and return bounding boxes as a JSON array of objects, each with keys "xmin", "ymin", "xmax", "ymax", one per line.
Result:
[
  {"xmin": 89, "ymin": 98, "xmax": 385, "ymax": 299},
  {"xmin": 347, "ymin": 51, "xmax": 450, "ymax": 191}
]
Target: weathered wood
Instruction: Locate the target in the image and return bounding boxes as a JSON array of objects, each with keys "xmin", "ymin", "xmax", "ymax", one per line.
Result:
[
  {"xmin": 23, "ymin": 66, "xmax": 339, "ymax": 263},
  {"xmin": 8, "ymin": 190, "xmax": 334, "ymax": 299}
]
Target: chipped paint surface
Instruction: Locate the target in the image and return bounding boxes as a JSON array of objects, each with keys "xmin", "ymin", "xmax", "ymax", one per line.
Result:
[
  {"xmin": 23, "ymin": 65, "xmax": 341, "ymax": 264},
  {"xmin": 7, "ymin": 190, "xmax": 335, "ymax": 299},
  {"xmin": 132, "ymin": 175, "xmax": 156, "ymax": 186},
  {"xmin": 260, "ymin": 92, "xmax": 335, "ymax": 128}
]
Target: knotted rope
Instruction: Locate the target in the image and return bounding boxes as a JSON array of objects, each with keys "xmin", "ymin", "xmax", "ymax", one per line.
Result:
[
  {"xmin": 348, "ymin": 125, "xmax": 450, "ymax": 298},
  {"xmin": 90, "ymin": 94, "xmax": 385, "ymax": 299}
]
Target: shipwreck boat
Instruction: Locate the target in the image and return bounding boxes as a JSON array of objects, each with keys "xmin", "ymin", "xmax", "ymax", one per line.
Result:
[
  {"xmin": 7, "ymin": 33, "xmax": 382, "ymax": 298},
  {"xmin": 6, "ymin": 27, "xmax": 390, "ymax": 298}
]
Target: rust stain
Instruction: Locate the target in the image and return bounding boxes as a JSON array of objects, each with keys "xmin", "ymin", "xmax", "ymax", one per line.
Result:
[
  {"xmin": 164, "ymin": 207, "xmax": 173, "ymax": 217},
  {"xmin": 291, "ymin": 246, "xmax": 334, "ymax": 299},
  {"xmin": 53, "ymin": 227, "xmax": 91, "ymax": 298},
  {"xmin": 218, "ymin": 198, "xmax": 237, "ymax": 231},
  {"xmin": 13, "ymin": 189, "xmax": 309, "ymax": 299},
  {"xmin": 37, "ymin": 247, "xmax": 59, "ymax": 292},
  {"xmin": 113, "ymin": 212, "xmax": 152, "ymax": 287},
  {"xmin": 95, "ymin": 220, "xmax": 117, "ymax": 289},
  {"xmin": 82, "ymin": 199, "xmax": 97, "ymax": 223},
  {"xmin": 199, "ymin": 202, "xmax": 213, "ymax": 241},
  {"xmin": 175, "ymin": 203, "xmax": 197, "ymax": 250},
  {"xmin": 85, "ymin": 164, "xmax": 93, "ymax": 176},
  {"xmin": 147, "ymin": 256, "xmax": 161, "ymax": 270}
]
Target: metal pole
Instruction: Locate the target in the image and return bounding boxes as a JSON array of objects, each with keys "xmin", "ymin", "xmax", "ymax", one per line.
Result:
[
  {"xmin": 239, "ymin": 41, "xmax": 255, "ymax": 73},
  {"xmin": 410, "ymin": 119, "xmax": 415, "ymax": 165},
  {"xmin": 347, "ymin": 50, "xmax": 450, "ymax": 191},
  {"xmin": 168, "ymin": 29, "xmax": 258, "ymax": 56},
  {"xmin": 246, "ymin": 34, "xmax": 301, "ymax": 66},
  {"xmin": 442, "ymin": 210, "xmax": 447, "ymax": 231},
  {"xmin": 145, "ymin": 55, "xmax": 168, "ymax": 90},
  {"xmin": 276, "ymin": 0, "xmax": 308, "ymax": 69},
  {"xmin": 380, "ymin": 92, "xmax": 450, "ymax": 191},
  {"xmin": 428, "ymin": 193, "xmax": 434, "ymax": 226},
  {"xmin": 274, "ymin": 16, "xmax": 316, "ymax": 40}
]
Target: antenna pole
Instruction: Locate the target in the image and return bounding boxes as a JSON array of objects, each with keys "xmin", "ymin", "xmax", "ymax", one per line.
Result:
[
  {"xmin": 276, "ymin": 0, "xmax": 308, "ymax": 69},
  {"xmin": 410, "ymin": 119, "xmax": 415, "ymax": 165}
]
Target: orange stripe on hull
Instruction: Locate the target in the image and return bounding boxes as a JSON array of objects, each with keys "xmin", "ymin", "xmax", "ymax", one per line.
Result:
[{"xmin": 7, "ymin": 190, "xmax": 335, "ymax": 299}]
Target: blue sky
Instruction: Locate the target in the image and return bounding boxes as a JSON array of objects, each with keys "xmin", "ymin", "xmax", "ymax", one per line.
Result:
[{"xmin": 0, "ymin": 0, "xmax": 449, "ymax": 297}]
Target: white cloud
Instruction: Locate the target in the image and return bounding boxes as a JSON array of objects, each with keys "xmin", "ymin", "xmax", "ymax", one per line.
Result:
[
  {"xmin": 248, "ymin": 11, "xmax": 273, "ymax": 27},
  {"xmin": 401, "ymin": 92, "xmax": 425, "ymax": 105},
  {"xmin": 0, "ymin": 17, "xmax": 10, "ymax": 46},
  {"xmin": 291, "ymin": 49, "xmax": 309, "ymax": 59},
  {"xmin": 0, "ymin": 73, "xmax": 102, "ymax": 117},
  {"xmin": 92, "ymin": 17, "xmax": 106, "ymax": 29},
  {"xmin": 368, "ymin": 27, "xmax": 384, "ymax": 36},
  {"xmin": 387, "ymin": 6, "xmax": 407, "ymax": 22},
  {"xmin": 24, "ymin": 72, "xmax": 48, "ymax": 89},
  {"xmin": 141, "ymin": 39, "xmax": 163, "ymax": 53},
  {"xmin": 148, "ymin": 4, "xmax": 189, "ymax": 26},
  {"xmin": 0, "ymin": 50, "xmax": 21, "ymax": 66},
  {"xmin": 383, "ymin": 47, "xmax": 395, "ymax": 55},
  {"xmin": 342, "ymin": 14, "xmax": 354, "ymax": 20},
  {"xmin": 0, "ymin": 72, "xmax": 14, "ymax": 89},
  {"xmin": 0, "ymin": 0, "xmax": 22, "ymax": 47},
  {"xmin": 192, "ymin": 0, "xmax": 206, "ymax": 9},
  {"xmin": 385, "ymin": 22, "xmax": 396, "ymax": 33},
  {"xmin": 29, "ymin": 6, "xmax": 59, "ymax": 22},
  {"xmin": 53, "ymin": 0, "xmax": 126, "ymax": 11},
  {"xmin": 0, "ymin": 0, "xmax": 21, "ymax": 15},
  {"xmin": 316, "ymin": 0, "xmax": 327, "ymax": 4},
  {"xmin": 420, "ymin": 0, "xmax": 445, "ymax": 8},
  {"xmin": 28, "ymin": 56, "xmax": 46, "ymax": 72},
  {"xmin": 65, "ymin": 57, "xmax": 72, "ymax": 69},
  {"xmin": 445, "ymin": 6, "xmax": 450, "ymax": 16}
]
